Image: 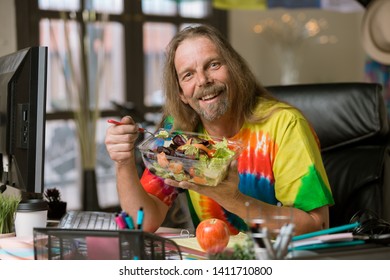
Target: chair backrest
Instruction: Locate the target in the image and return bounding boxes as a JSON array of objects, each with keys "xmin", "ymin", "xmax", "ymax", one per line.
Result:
[
  {"xmin": 266, "ymin": 82, "xmax": 389, "ymax": 151},
  {"xmin": 266, "ymin": 82, "xmax": 390, "ymax": 227}
]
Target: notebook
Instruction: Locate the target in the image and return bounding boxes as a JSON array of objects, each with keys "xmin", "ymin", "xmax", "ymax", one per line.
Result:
[{"xmin": 58, "ymin": 210, "xmax": 118, "ymax": 230}]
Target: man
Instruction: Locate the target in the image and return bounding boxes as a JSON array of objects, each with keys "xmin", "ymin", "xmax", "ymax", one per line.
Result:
[{"xmin": 105, "ymin": 25, "xmax": 334, "ymax": 236}]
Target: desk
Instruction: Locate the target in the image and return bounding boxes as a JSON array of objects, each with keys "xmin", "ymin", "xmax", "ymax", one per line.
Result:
[
  {"xmin": 0, "ymin": 220, "xmax": 58, "ymax": 260},
  {"xmin": 1, "ymin": 230, "xmax": 390, "ymax": 260},
  {"xmin": 0, "ymin": 235, "xmax": 35, "ymax": 260}
]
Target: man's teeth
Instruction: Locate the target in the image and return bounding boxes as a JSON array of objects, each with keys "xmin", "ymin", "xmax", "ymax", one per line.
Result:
[{"xmin": 201, "ymin": 93, "xmax": 218, "ymax": 100}]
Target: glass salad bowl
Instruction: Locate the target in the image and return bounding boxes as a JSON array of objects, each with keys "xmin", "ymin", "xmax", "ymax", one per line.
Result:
[{"xmin": 137, "ymin": 131, "xmax": 242, "ymax": 186}]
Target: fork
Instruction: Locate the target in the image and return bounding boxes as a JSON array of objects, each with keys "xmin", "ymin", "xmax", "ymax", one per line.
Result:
[{"xmin": 107, "ymin": 119, "xmax": 155, "ymax": 136}]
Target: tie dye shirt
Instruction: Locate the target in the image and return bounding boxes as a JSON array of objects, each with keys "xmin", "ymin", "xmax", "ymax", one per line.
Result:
[{"xmin": 140, "ymin": 100, "xmax": 334, "ymax": 234}]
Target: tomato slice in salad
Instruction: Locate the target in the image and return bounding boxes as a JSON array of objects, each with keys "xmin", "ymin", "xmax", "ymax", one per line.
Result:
[{"xmin": 191, "ymin": 143, "xmax": 216, "ymax": 157}]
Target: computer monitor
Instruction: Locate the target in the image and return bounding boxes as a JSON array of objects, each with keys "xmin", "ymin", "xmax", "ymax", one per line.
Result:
[{"xmin": 0, "ymin": 46, "xmax": 48, "ymax": 197}]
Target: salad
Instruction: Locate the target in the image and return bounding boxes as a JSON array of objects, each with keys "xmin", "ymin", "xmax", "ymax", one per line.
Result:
[{"xmin": 138, "ymin": 132, "xmax": 241, "ymax": 186}]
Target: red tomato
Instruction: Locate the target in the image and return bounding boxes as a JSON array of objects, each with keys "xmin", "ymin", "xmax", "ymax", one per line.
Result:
[{"xmin": 196, "ymin": 218, "xmax": 230, "ymax": 254}]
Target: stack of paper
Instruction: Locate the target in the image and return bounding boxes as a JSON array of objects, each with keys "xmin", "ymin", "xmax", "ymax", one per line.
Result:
[{"xmin": 290, "ymin": 222, "xmax": 365, "ymax": 251}]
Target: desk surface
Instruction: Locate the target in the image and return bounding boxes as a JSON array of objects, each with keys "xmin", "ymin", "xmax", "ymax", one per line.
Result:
[
  {"xmin": 0, "ymin": 235, "xmax": 35, "ymax": 260},
  {"xmin": 1, "ymin": 230, "xmax": 390, "ymax": 260}
]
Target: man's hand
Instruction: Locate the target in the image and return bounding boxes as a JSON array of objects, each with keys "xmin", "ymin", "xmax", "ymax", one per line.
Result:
[
  {"xmin": 164, "ymin": 160, "xmax": 242, "ymax": 210},
  {"xmin": 105, "ymin": 116, "xmax": 140, "ymax": 166}
]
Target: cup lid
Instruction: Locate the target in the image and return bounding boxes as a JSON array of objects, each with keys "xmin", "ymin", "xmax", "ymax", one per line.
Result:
[{"xmin": 17, "ymin": 199, "xmax": 48, "ymax": 212}]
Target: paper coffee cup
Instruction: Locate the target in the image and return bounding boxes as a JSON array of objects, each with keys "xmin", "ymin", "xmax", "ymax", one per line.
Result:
[{"xmin": 15, "ymin": 199, "xmax": 48, "ymax": 237}]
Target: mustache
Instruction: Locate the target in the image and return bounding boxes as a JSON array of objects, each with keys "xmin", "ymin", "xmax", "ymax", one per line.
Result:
[{"xmin": 195, "ymin": 83, "xmax": 226, "ymax": 98}]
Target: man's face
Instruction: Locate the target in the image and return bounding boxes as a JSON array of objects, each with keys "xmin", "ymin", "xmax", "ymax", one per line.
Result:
[{"xmin": 174, "ymin": 37, "xmax": 230, "ymax": 122}]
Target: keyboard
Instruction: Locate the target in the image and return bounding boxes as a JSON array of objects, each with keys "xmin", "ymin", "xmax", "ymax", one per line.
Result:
[{"xmin": 58, "ymin": 210, "xmax": 118, "ymax": 230}]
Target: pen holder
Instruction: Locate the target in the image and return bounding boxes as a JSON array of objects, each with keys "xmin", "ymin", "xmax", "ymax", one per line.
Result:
[
  {"xmin": 248, "ymin": 206, "xmax": 295, "ymax": 260},
  {"xmin": 33, "ymin": 228, "xmax": 182, "ymax": 260}
]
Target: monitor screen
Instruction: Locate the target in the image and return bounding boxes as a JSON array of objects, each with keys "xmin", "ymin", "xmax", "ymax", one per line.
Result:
[{"xmin": 0, "ymin": 46, "xmax": 48, "ymax": 197}]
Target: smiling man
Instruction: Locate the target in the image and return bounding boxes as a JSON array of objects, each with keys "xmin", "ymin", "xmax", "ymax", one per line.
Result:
[{"xmin": 105, "ymin": 25, "xmax": 334, "ymax": 236}]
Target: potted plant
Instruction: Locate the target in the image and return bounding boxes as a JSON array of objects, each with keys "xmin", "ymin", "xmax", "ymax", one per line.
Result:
[
  {"xmin": 44, "ymin": 188, "xmax": 67, "ymax": 220},
  {"xmin": 0, "ymin": 193, "xmax": 21, "ymax": 236}
]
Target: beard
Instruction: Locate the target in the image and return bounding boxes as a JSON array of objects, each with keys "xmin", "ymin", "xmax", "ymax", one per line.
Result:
[{"xmin": 191, "ymin": 83, "xmax": 230, "ymax": 122}]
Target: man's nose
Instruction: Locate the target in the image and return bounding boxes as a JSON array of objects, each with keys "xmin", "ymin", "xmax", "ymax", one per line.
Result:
[{"xmin": 196, "ymin": 71, "xmax": 212, "ymax": 87}]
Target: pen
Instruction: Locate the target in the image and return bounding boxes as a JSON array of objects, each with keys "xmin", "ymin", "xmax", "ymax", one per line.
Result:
[
  {"xmin": 277, "ymin": 223, "xmax": 294, "ymax": 259},
  {"xmin": 120, "ymin": 211, "xmax": 130, "ymax": 229},
  {"xmin": 137, "ymin": 207, "xmax": 144, "ymax": 230},
  {"xmin": 262, "ymin": 227, "xmax": 276, "ymax": 259},
  {"xmin": 125, "ymin": 215, "xmax": 135, "ymax": 230},
  {"xmin": 292, "ymin": 221, "xmax": 360, "ymax": 241},
  {"xmin": 115, "ymin": 213, "xmax": 127, "ymax": 229},
  {"xmin": 120, "ymin": 211, "xmax": 127, "ymax": 219}
]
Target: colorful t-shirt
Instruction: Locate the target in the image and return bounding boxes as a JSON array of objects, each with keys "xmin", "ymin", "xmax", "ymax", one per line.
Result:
[{"xmin": 140, "ymin": 100, "xmax": 334, "ymax": 234}]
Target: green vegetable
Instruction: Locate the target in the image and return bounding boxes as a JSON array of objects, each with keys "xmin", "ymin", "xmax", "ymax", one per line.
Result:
[
  {"xmin": 209, "ymin": 235, "xmax": 256, "ymax": 260},
  {"xmin": 155, "ymin": 129, "xmax": 170, "ymax": 139},
  {"xmin": 184, "ymin": 145, "xmax": 199, "ymax": 157}
]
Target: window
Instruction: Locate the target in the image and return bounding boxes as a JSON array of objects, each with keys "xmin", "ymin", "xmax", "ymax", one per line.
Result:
[{"xmin": 15, "ymin": 0, "xmax": 227, "ymax": 210}]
